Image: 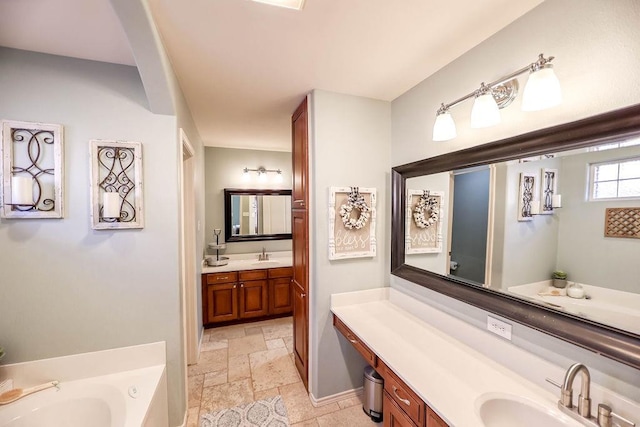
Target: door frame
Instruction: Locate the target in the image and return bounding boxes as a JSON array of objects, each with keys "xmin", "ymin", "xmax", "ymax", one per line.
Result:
[{"xmin": 180, "ymin": 128, "xmax": 199, "ymax": 366}]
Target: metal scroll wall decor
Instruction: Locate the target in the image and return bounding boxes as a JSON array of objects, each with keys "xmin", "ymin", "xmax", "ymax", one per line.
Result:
[
  {"xmin": 540, "ymin": 168, "xmax": 558, "ymax": 214},
  {"xmin": 517, "ymin": 172, "xmax": 537, "ymax": 221},
  {"xmin": 90, "ymin": 140, "xmax": 144, "ymax": 230},
  {"xmin": 1, "ymin": 120, "xmax": 64, "ymax": 219}
]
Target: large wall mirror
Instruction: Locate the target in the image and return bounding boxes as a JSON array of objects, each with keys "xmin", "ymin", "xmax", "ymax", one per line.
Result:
[
  {"xmin": 391, "ymin": 104, "xmax": 640, "ymax": 369},
  {"xmin": 224, "ymin": 189, "xmax": 292, "ymax": 242}
]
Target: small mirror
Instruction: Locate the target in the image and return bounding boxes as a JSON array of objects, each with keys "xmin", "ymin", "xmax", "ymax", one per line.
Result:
[{"xmin": 224, "ymin": 189, "xmax": 292, "ymax": 242}]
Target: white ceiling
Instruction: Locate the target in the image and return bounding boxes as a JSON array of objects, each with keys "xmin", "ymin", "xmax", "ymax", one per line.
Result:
[{"xmin": 0, "ymin": 0, "xmax": 543, "ymax": 152}]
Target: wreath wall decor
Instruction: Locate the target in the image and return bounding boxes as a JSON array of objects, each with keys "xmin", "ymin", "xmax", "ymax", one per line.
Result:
[
  {"xmin": 413, "ymin": 191, "xmax": 439, "ymax": 229},
  {"xmin": 339, "ymin": 187, "xmax": 370, "ymax": 230},
  {"xmin": 406, "ymin": 189, "xmax": 444, "ymax": 254},
  {"xmin": 329, "ymin": 186, "xmax": 377, "ymax": 260}
]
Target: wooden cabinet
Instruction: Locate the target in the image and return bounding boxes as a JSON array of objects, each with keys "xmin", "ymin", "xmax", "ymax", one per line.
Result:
[
  {"xmin": 333, "ymin": 314, "xmax": 450, "ymax": 427},
  {"xmin": 203, "ymin": 267, "xmax": 292, "ymax": 326},
  {"xmin": 333, "ymin": 315, "xmax": 376, "ymax": 366},
  {"xmin": 238, "ymin": 269, "xmax": 268, "ymax": 318},
  {"xmin": 292, "ymin": 279, "xmax": 307, "ymax": 383},
  {"xmin": 384, "ymin": 392, "xmax": 418, "ymax": 427},
  {"xmin": 292, "ymin": 98, "xmax": 308, "ymax": 210},
  {"xmin": 291, "ymin": 208, "xmax": 309, "ymax": 386},
  {"xmin": 292, "ymin": 96, "xmax": 309, "ymax": 388},
  {"xmin": 426, "ymin": 408, "xmax": 448, "ymax": 427}
]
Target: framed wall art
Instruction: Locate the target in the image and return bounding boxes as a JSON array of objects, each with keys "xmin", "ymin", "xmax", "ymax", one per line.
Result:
[
  {"xmin": 90, "ymin": 140, "xmax": 144, "ymax": 230},
  {"xmin": 517, "ymin": 172, "xmax": 537, "ymax": 222},
  {"xmin": 1, "ymin": 120, "xmax": 64, "ymax": 219},
  {"xmin": 540, "ymin": 168, "xmax": 558, "ymax": 215},
  {"xmin": 328, "ymin": 186, "xmax": 376, "ymax": 260},
  {"xmin": 405, "ymin": 189, "xmax": 444, "ymax": 254}
]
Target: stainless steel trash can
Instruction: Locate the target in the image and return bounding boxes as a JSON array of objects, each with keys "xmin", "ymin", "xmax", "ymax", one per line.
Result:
[{"xmin": 363, "ymin": 365, "xmax": 383, "ymax": 422}]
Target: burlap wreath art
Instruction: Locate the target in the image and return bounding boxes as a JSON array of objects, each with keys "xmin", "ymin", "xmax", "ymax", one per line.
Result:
[
  {"xmin": 339, "ymin": 188, "xmax": 371, "ymax": 230},
  {"xmin": 413, "ymin": 193, "xmax": 439, "ymax": 228}
]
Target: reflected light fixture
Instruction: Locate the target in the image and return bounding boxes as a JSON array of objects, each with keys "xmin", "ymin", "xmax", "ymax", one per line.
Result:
[
  {"xmin": 251, "ymin": 0, "xmax": 305, "ymax": 10},
  {"xmin": 432, "ymin": 53, "xmax": 561, "ymax": 141}
]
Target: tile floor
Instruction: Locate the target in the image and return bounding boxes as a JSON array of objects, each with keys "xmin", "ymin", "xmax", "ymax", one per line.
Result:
[{"xmin": 187, "ymin": 316, "xmax": 382, "ymax": 427}]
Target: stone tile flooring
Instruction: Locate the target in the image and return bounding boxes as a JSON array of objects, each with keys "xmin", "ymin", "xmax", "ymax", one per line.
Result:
[{"xmin": 187, "ymin": 316, "xmax": 381, "ymax": 427}]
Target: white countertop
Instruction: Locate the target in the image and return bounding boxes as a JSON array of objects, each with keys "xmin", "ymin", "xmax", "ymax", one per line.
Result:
[
  {"xmin": 202, "ymin": 251, "xmax": 292, "ymax": 274},
  {"xmin": 331, "ymin": 288, "xmax": 586, "ymax": 427}
]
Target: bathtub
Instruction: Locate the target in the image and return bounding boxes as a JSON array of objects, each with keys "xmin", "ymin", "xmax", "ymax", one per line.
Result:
[{"xmin": 0, "ymin": 365, "xmax": 166, "ymax": 427}]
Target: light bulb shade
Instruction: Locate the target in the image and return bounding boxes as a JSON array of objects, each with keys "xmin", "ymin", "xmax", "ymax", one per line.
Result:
[
  {"xmin": 471, "ymin": 93, "xmax": 501, "ymax": 128},
  {"xmin": 242, "ymin": 169, "xmax": 251, "ymax": 182},
  {"xmin": 258, "ymin": 172, "xmax": 267, "ymax": 183},
  {"xmin": 275, "ymin": 172, "xmax": 284, "ymax": 183},
  {"xmin": 432, "ymin": 112, "xmax": 457, "ymax": 141},
  {"xmin": 522, "ymin": 65, "xmax": 562, "ymax": 111}
]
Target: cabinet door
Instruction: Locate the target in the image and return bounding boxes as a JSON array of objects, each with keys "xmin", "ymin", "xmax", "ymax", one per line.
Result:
[
  {"xmin": 239, "ymin": 280, "xmax": 268, "ymax": 319},
  {"xmin": 292, "ymin": 280, "xmax": 308, "ymax": 386},
  {"xmin": 207, "ymin": 283, "xmax": 238, "ymax": 323},
  {"xmin": 383, "ymin": 391, "xmax": 418, "ymax": 427},
  {"xmin": 269, "ymin": 277, "xmax": 292, "ymax": 314},
  {"xmin": 291, "ymin": 209, "xmax": 308, "ymax": 387},
  {"xmin": 426, "ymin": 407, "xmax": 449, "ymax": 427},
  {"xmin": 292, "ymin": 98, "xmax": 308, "ymax": 210}
]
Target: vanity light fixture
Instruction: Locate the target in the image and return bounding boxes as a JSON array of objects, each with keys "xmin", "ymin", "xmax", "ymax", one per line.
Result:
[
  {"xmin": 242, "ymin": 167, "xmax": 284, "ymax": 184},
  {"xmin": 432, "ymin": 53, "xmax": 562, "ymax": 142}
]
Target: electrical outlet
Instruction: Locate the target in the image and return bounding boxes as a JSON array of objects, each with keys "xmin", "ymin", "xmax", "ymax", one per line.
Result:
[{"xmin": 487, "ymin": 315, "xmax": 512, "ymax": 340}]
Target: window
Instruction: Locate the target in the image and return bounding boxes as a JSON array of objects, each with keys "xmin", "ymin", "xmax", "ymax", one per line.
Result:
[
  {"xmin": 590, "ymin": 157, "xmax": 640, "ymax": 200},
  {"xmin": 590, "ymin": 138, "xmax": 640, "ymax": 152}
]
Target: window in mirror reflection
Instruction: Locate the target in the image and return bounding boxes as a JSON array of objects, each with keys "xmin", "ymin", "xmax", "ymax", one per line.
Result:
[{"xmin": 590, "ymin": 157, "xmax": 640, "ymax": 200}]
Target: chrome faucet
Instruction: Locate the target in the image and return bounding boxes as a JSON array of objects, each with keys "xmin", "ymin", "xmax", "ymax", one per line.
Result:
[
  {"xmin": 561, "ymin": 363, "xmax": 592, "ymax": 417},
  {"xmin": 258, "ymin": 247, "xmax": 269, "ymax": 261},
  {"xmin": 547, "ymin": 363, "xmax": 636, "ymax": 427}
]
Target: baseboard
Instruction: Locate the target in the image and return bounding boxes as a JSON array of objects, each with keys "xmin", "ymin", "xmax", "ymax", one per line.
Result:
[{"xmin": 309, "ymin": 386, "xmax": 363, "ymax": 408}]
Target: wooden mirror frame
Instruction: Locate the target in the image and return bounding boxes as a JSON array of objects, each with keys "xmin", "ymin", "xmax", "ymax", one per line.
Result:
[
  {"xmin": 224, "ymin": 188, "xmax": 292, "ymax": 242},
  {"xmin": 391, "ymin": 104, "xmax": 640, "ymax": 370}
]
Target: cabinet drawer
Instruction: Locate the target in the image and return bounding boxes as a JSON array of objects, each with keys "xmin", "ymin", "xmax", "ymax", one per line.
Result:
[
  {"xmin": 268, "ymin": 267, "xmax": 293, "ymax": 278},
  {"xmin": 206, "ymin": 272, "xmax": 238, "ymax": 284},
  {"xmin": 239, "ymin": 269, "xmax": 268, "ymax": 281},
  {"xmin": 332, "ymin": 315, "xmax": 376, "ymax": 366},
  {"xmin": 384, "ymin": 368, "xmax": 425, "ymax": 427}
]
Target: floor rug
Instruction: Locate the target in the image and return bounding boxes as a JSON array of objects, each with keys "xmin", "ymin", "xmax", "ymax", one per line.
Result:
[{"xmin": 201, "ymin": 395, "xmax": 290, "ymax": 427}]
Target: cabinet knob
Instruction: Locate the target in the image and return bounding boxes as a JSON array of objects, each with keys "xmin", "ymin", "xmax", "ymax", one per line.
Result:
[
  {"xmin": 233, "ymin": 285, "xmax": 237, "ymax": 289},
  {"xmin": 240, "ymin": 283, "xmax": 244, "ymax": 288}
]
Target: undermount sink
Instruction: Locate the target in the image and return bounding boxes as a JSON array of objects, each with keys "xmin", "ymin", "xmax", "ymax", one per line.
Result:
[{"xmin": 476, "ymin": 393, "xmax": 582, "ymax": 427}]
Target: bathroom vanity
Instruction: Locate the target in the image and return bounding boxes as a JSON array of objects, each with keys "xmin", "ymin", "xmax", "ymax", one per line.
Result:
[
  {"xmin": 201, "ymin": 252, "xmax": 293, "ymax": 327},
  {"xmin": 331, "ymin": 288, "xmax": 640, "ymax": 427}
]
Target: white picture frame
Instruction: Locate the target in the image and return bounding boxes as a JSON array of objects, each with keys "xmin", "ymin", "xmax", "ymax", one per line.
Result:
[
  {"xmin": 90, "ymin": 140, "xmax": 144, "ymax": 230},
  {"xmin": 405, "ymin": 189, "xmax": 444, "ymax": 254},
  {"xmin": 1, "ymin": 120, "xmax": 64, "ymax": 219},
  {"xmin": 328, "ymin": 187, "xmax": 376, "ymax": 260}
]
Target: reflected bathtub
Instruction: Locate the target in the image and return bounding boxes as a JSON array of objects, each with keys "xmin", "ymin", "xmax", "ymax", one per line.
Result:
[
  {"xmin": 0, "ymin": 365, "xmax": 166, "ymax": 427},
  {"xmin": 508, "ymin": 281, "xmax": 640, "ymax": 335}
]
